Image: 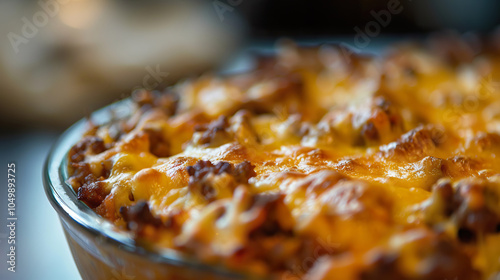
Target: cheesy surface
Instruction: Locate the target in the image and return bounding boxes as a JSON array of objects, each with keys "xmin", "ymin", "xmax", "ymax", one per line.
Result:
[{"xmin": 68, "ymin": 34, "xmax": 500, "ymax": 279}]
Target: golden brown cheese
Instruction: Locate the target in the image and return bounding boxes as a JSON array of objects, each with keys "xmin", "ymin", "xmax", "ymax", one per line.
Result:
[{"xmin": 68, "ymin": 33, "xmax": 500, "ymax": 279}]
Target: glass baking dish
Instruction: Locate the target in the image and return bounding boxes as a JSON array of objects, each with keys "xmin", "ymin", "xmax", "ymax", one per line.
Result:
[{"xmin": 43, "ymin": 99, "xmax": 267, "ymax": 280}]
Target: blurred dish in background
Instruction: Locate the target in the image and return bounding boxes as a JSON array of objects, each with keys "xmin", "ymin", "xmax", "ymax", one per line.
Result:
[{"xmin": 0, "ymin": 0, "xmax": 243, "ymax": 127}]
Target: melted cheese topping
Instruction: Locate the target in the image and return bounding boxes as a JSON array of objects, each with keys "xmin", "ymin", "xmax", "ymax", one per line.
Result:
[{"xmin": 68, "ymin": 36, "xmax": 500, "ymax": 279}]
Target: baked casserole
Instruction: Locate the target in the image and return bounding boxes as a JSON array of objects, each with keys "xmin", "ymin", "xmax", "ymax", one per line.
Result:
[{"xmin": 67, "ymin": 34, "xmax": 500, "ymax": 279}]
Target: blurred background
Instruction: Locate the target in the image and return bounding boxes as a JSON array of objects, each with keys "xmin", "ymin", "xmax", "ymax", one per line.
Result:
[
  {"xmin": 1, "ymin": 0, "xmax": 500, "ymax": 128},
  {"xmin": 0, "ymin": 0, "xmax": 499, "ymax": 279}
]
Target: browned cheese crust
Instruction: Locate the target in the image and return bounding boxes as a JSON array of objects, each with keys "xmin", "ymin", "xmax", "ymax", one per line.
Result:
[{"xmin": 68, "ymin": 33, "xmax": 500, "ymax": 279}]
